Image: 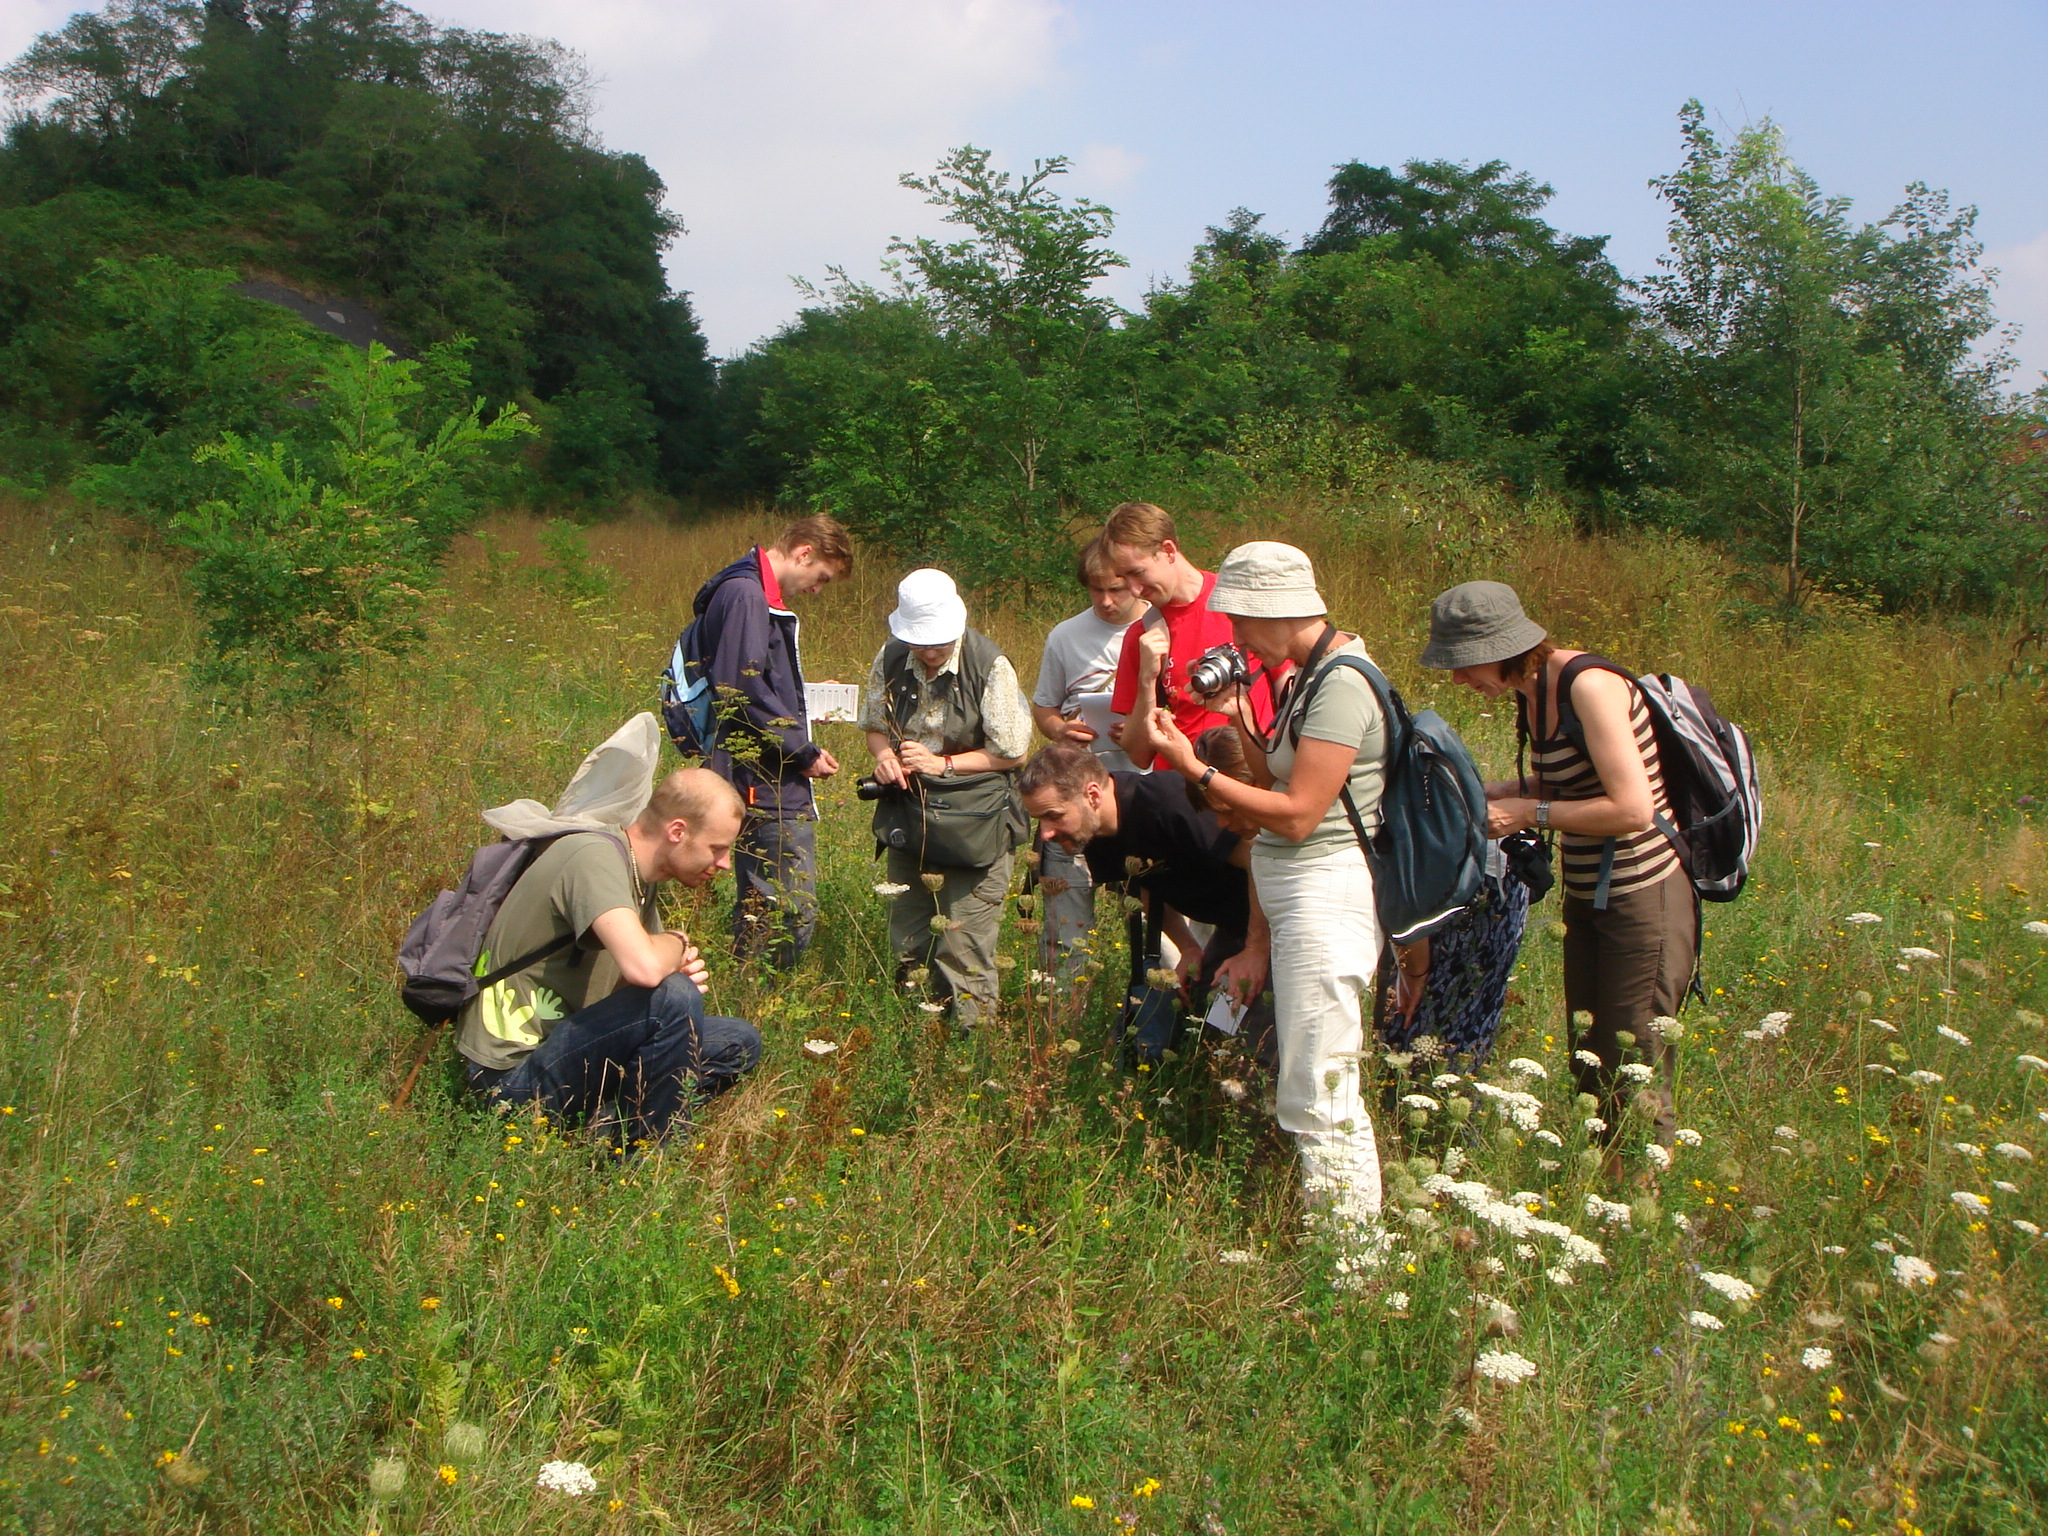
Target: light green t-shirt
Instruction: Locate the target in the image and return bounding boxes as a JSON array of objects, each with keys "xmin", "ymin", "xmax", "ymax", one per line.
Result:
[
  {"xmin": 454, "ymin": 830, "xmax": 656, "ymax": 1071},
  {"xmin": 1256, "ymin": 637, "xmax": 1389, "ymax": 861}
]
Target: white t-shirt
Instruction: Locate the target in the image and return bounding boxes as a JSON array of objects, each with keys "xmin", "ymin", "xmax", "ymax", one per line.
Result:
[{"xmin": 1033, "ymin": 607, "xmax": 1137, "ymax": 772}]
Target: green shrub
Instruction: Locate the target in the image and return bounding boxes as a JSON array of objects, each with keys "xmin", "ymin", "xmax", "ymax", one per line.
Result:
[{"xmin": 171, "ymin": 343, "xmax": 532, "ymax": 705}]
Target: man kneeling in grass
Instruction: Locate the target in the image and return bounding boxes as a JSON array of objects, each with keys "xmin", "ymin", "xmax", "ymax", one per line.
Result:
[{"xmin": 456, "ymin": 767, "xmax": 761, "ymax": 1146}]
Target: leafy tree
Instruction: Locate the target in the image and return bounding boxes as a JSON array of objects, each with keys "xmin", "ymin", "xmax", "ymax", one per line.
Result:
[
  {"xmin": 173, "ymin": 341, "xmax": 532, "ymax": 703},
  {"xmin": 543, "ymin": 358, "xmax": 659, "ymax": 503},
  {"xmin": 1126, "ymin": 162, "xmax": 1640, "ymax": 504},
  {"xmin": 1634, "ymin": 102, "xmax": 2025, "ymax": 610},
  {"xmin": 0, "ymin": 0, "xmax": 713, "ymax": 498},
  {"xmin": 734, "ymin": 147, "xmax": 1153, "ymax": 585},
  {"xmin": 70, "ymin": 255, "xmax": 336, "ymax": 512}
]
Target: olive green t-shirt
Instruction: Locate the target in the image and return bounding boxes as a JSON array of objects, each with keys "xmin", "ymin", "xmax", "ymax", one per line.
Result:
[
  {"xmin": 454, "ymin": 830, "xmax": 656, "ymax": 1072},
  {"xmin": 1255, "ymin": 637, "xmax": 1389, "ymax": 861}
]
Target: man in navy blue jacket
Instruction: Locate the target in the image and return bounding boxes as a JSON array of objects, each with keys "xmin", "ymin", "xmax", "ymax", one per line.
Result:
[{"xmin": 689, "ymin": 515, "xmax": 853, "ymax": 968}]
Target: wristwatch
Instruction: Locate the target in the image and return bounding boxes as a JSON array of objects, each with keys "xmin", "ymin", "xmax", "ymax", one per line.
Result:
[
  {"xmin": 1535, "ymin": 801, "xmax": 1551, "ymax": 830},
  {"xmin": 1198, "ymin": 765, "xmax": 1218, "ymax": 790}
]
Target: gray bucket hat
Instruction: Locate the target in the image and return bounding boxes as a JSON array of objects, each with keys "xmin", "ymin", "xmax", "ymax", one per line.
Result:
[
  {"xmin": 1207, "ymin": 541, "xmax": 1326, "ymax": 619},
  {"xmin": 1420, "ymin": 581, "xmax": 1546, "ymax": 669}
]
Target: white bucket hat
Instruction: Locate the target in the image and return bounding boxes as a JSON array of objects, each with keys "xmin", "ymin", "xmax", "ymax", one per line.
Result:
[
  {"xmin": 887, "ymin": 568, "xmax": 968, "ymax": 646},
  {"xmin": 1207, "ymin": 541, "xmax": 1326, "ymax": 619}
]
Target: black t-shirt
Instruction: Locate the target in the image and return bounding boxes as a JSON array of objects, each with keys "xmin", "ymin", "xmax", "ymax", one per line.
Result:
[{"xmin": 1082, "ymin": 772, "xmax": 1247, "ymax": 931}]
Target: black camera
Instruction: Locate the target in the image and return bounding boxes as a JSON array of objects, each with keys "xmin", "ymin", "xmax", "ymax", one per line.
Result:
[
  {"xmin": 856, "ymin": 775, "xmax": 909, "ymax": 802},
  {"xmin": 1186, "ymin": 643, "xmax": 1251, "ymax": 700}
]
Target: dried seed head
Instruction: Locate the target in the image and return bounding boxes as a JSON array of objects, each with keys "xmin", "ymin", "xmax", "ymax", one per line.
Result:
[
  {"xmin": 369, "ymin": 1457, "xmax": 409, "ymax": 1501},
  {"xmin": 919, "ymin": 872, "xmax": 946, "ymax": 892},
  {"xmin": 442, "ymin": 1423, "xmax": 486, "ymax": 1464}
]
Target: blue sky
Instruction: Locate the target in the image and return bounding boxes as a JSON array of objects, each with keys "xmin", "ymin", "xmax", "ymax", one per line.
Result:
[{"xmin": 6, "ymin": 1, "xmax": 2044, "ymax": 382}]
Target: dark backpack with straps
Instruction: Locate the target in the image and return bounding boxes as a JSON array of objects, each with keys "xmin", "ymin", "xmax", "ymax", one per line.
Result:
[
  {"xmin": 1290, "ymin": 652, "xmax": 1490, "ymax": 946},
  {"xmin": 396, "ymin": 830, "xmax": 628, "ymax": 1025},
  {"xmin": 1538, "ymin": 655, "xmax": 1761, "ymax": 907},
  {"xmin": 659, "ymin": 621, "xmax": 717, "ymax": 756}
]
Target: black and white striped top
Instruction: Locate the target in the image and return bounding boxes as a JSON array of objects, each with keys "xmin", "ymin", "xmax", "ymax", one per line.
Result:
[{"xmin": 1530, "ymin": 685, "xmax": 1680, "ymax": 900}]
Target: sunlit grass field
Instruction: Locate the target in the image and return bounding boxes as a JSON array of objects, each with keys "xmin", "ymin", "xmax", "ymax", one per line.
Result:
[{"xmin": 2, "ymin": 488, "xmax": 2046, "ymax": 1535}]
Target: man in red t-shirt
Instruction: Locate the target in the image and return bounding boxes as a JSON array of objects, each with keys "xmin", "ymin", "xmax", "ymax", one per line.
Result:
[{"xmin": 1103, "ymin": 502, "xmax": 1276, "ymax": 770}]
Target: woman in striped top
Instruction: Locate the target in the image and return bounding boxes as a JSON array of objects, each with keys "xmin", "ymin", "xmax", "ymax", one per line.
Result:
[{"xmin": 1421, "ymin": 581, "xmax": 1696, "ymax": 1165}]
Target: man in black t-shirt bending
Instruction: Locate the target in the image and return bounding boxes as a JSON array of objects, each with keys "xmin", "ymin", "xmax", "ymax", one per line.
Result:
[{"xmin": 1019, "ymin": 744, "xmax": 1270, "ymax": 1065}]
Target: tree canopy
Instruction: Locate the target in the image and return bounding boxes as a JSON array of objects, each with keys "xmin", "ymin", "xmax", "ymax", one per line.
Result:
[{"xmin": 0, "ymin": 0, "xmax": 712, "ymax": 500}]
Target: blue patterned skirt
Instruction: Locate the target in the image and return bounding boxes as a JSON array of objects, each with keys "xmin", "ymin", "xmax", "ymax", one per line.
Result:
[{"xmin": 1376, "ymin": 871, "xmax": 1531, "ymax": 1066}]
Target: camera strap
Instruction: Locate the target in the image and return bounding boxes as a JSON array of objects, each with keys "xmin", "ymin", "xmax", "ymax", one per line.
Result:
[{"xmin": 1266, "ymin": 622, "xmax": 1341, "ymax": 755}]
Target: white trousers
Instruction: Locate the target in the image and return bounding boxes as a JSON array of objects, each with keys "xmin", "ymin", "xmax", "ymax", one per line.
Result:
[{"xmin": 1253, "ymin": 841, "xmax": 1385, "ymax": 1226}]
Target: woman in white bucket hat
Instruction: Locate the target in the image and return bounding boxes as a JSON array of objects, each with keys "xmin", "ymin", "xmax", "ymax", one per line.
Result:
[
  {"xmin": 1146, "ymin": 541, "xmax": 1392, "ymax": 1278},
  {"xmin": 858, "ymin": 570, "xmax": 1032, "ymax": 1031}
]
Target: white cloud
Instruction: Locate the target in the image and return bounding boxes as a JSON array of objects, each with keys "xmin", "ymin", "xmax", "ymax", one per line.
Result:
[
  {"xmin": 1987, "ymin": 231, "xmax": 2048, "ymax": 391},
  {"xmin": 466, "ymin": 0, "xmax": 1071, "ymax": 354}
]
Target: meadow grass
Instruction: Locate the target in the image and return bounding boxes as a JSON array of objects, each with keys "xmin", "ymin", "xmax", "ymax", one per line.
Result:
[{"xmin": 2, "ymin": 488, "xmax": 2046, "ymax": 1535}]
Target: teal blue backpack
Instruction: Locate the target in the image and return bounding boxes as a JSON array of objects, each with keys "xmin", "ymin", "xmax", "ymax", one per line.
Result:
[{"xmin": 1287, "ymin": 651, "xmax": 1489, "ymax": 946}]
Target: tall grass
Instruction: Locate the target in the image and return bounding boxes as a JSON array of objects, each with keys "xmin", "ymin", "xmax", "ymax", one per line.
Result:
[{"xmin": 1, "ymin": 488, "xmax": 2044, "ymax": 1535}]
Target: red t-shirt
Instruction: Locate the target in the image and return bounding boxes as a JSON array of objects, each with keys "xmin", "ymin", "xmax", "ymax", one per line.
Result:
[{"xmin": 1110, "ymin": 569, "xmax": 1277, "ymax": 768}]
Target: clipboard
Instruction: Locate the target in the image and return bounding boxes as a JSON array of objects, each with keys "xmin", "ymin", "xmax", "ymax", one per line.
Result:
[{"xmin": 805, "ymin": 681, "xmax": 861, "ymax": 723}]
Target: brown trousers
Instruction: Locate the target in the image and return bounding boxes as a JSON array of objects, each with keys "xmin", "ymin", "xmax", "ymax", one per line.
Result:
[{"xmin": 1562, "ymin": 865, "xmax": 1698, "ymax": 1145}]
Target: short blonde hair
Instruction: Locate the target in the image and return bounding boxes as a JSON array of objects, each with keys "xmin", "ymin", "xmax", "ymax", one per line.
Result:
[
  {"xmin": 637, "ymin": 767, "xmax": 743, "ymax": 832},
  {"xmin": 1102, "ymin": 502, "xmax": 1176, "ymax": 556}
]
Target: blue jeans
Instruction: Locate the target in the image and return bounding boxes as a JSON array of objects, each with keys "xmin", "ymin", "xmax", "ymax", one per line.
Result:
[
  {"xmin": 732, "ymin": 814, "xmax": 817, "ymax": 969},
  {"xmin": 466, "ymin": 973, "xmax": 760, "ymax": 1145}
]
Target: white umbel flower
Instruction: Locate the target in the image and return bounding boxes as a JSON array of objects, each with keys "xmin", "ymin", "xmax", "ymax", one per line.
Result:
[
  {"xmin": 1773, "ymin": 1125, "xmax": 1799, "ymax": 1139},
  {"xmin": 1644, "ymin": 1144, "xmax": 1672, "ymax": 1171},
  {"xmin": 2013, "ymin": 1220, "xmax": 2043, "ymax": 1237},
  {"xmin": 1584, "ymin": 1194, "xmax": 1632, "ymax": 1228},
  {"xmin": 1898, "ymin": 946, "xmax": 1941, "ymax": 962},
  {"xmin": 1994, "ymin": 1143, "xmax": 2033, "ymax": 1162},
  {"xmin": 1801, "ymin": 1346, "xmax": 1833, "ymax": 1371},
  {"xmin": 1842, "ymin": 912, "xmax": 1882, "ymax": 924},
  {"xmin": 1504, "ymin": 1057, "xmax": 1547, "ymax": 1080},
  {"xmin": 1471, "ymin": 1080, "xmax": 1543, "ymax": 1131},
  {"xmin": 1891, "ymin": 1253, "xmax": 1938, "ymax": 1287},
  {"xmin": 2017, "ymin": 1055, "xmax": 2048, "ymax": 1073},
  {"xmin": 1686, "ymin": 1310, "xmax": 1724, "ymax": 1330},
  {"xmin": 801, "ymin": 1039, "xmax": 839, "ymax": 1057},
  {"xmin": 536, "ymin": 1461, "xmax": 598, "ymax": 1496},
  {"xmin": 1473, "ymin": 1349, "xmax": 1538, "ymax": 1385},
  {"xmin": 1674, "ymin": 1128, "xmax": 1703, "ymax": 1147},
  {"xmin": 872, "ymin": 881, "xmax": 911, "ymax": 896},
  {"xmin": 2023, "ymin": 921, "xmax": 2048, "ymax": 937},
  {"xmin": 1906, "ymin": 1070, "xmax": 1945, "ymax": 1086},
  {"xmin": 1950, "ymin": 1190, "xmax": 1992, "ymax": 1214},
  {"xmin": 1697, "ymin": 1271, "xmax": 1757, "ymax": 1305},
  {"xmin": 1618, "ymin": 1062, "xmax": 1653, "ymax": 1084},
  {"xmin": 1937, "ymin": 1025, "xmax": 1972, "ymax": 1046}
]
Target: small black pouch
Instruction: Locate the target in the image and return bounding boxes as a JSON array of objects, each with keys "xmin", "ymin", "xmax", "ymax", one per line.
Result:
[{"xmin": 1500, "ymin": 828, "xmax": 1554, "ymax": 904}]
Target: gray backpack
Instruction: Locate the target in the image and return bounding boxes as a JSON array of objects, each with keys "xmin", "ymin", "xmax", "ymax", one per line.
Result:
[{"xmin": 396, "ymin": 831, "xmax": 626, "ymax": 1024}]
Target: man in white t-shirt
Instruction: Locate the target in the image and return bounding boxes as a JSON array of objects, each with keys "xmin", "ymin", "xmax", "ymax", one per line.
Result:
[{"xmin": 1030, "ymin": 537, "xmax": 1145, "ymax": 978}]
